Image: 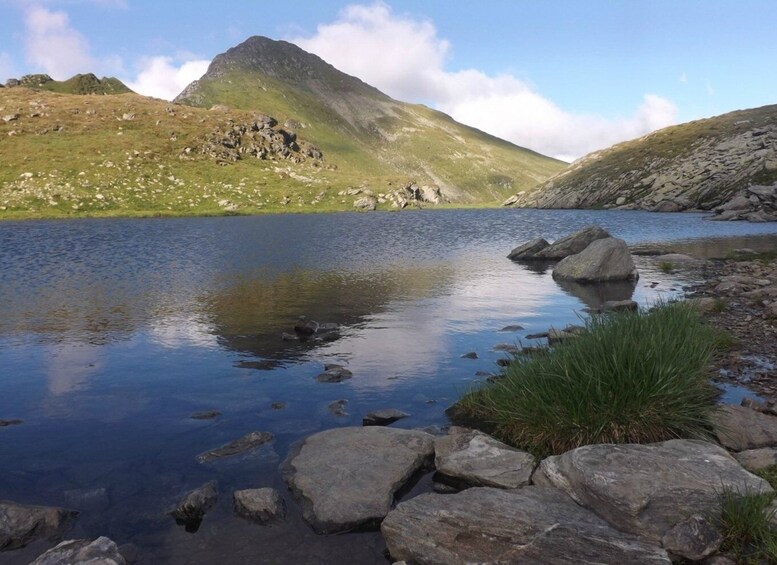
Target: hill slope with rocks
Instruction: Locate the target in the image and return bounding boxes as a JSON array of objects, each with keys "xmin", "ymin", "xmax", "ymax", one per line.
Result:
[
  {"xmin": 3, "ymin": 73, "xmax": 132, "ymax": 95},
  {"xmin": 174, "ymin": 35, "xmax": 566, "ymax": 207},
  {"xmin": 505, "ymin": 104, "xmax": 777, "ymax": 221}
]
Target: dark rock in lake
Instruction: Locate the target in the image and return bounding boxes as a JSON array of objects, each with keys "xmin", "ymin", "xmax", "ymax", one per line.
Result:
[
  {"xmin": 315, "ymin": 364, "xmax": 353, "ymax": 383},
  {"xmin": 270, "ymin": 402, "xmax": 286, "ymax": 410},
  {"xmin": 525, "ymin": 332, "xmax": 549, "ymax": 339},
  {"xmin": 328, "ymin": 399, "xmax": 348, "ymax": 417},
  {"xmin": 30, "ymin": 536, "xmax": 126, "ymax": 565},
  {"xmin": 197, "ymin": 431, "xmax": 274, "ymax": 463},
  {"xmin": 168, "ymin": 480, "xmax": 217, "ymax": 532},
  {"xmin": 602, "ymin": 299, "xmax": 639, "ymax": 312},
  {"xmin": 0, "ymin": 419, "xmax": 22, "ymax": 427},
  {"xmin": 0, "ymin": 501, "xmax": 79, "ymax": 551},
  {"xmin": 190, "ymin": 410, "xmax": 221, "ymax": 420},
  {"xmin": 492, "ymin": 343, "xmax": 520, "ymax": 354},
  {"xmin": 294, "ymin": 317, "xmax": 319, "ymax": 335},
  {"xmin": 507, "ymin": 238, "xmax": 549, "ymax": 260},
  {"xmin": 282, "ymin": 427, "xmax": 434, "ymax": 533},
  {"xmin": 460, "ymin": 351, "xmax": 478, "ymax": 359},
  {"xmin": 235, "ymin": 360, "xmax": 277, "ymax": 370},
  {"xmin": 281, "ymin": 332, "xmax": 299, "ymax": 341},
  {"xmin": 381, "ymin": 487, "xmax": 670, "ymax": 564},
  {"xmin": 363, "ymin": 409, "xmax": 410, "ymax": 426},
  {"xmin": 498, "ymin": 324, "xmax": 524, "ymax": 332},
  {"xmin": 233, "ymin": 488, "xmax": 286, "ymax": 524}
]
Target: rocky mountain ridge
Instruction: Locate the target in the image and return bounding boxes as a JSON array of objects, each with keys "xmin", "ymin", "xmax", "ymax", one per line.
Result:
[
  {"xmin": 504, "ymin": 104, "xmax": 777, "ymax": 221},
  {"xmin": 3, "ymin": 73, "xmax": 132, "ymax": 95}
]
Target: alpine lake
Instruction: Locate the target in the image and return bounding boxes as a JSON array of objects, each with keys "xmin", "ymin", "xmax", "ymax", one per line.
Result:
[{"xmin": 2, "ymin": 208, "xmax": 777, "ymax": 564}]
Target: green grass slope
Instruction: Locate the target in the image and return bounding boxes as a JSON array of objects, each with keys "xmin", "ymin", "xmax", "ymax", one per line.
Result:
[{"xmin": 175, "ymin": 36, "xmax": 565, "ymax": 205}]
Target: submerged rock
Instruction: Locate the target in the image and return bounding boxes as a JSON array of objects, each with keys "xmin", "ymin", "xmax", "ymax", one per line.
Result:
[
  {"xmin": 327, "ymin": 399, "xmax": 348, "ymax": 417},
  {"xmin": 552, "ymin": 237, "xmax": 639, "ymax": 282},
  {"xmin": 190, "ymin": 410, "xmax": 221, "ymax": 420},
  {"xmin": 168, "ymin": 481, "xmax": 217, "ymax": 532},
  {"xmin": 381, "ymin": 487, "xmax": 670, "ymax": 565},
  {"xmin": 434, "ymin": 428, "xmax": 535, "ymax": 489},
  {"xmin": 316, "ymin": 364, "xmax": 353, "ymax": 383},
  {"xmin": 197, "ymin": 431, "xmax": 273, "ymax": 462},
  {"xmin": 233, "ymin": 488, "xmax": 286, "ymax": 524},
  {"xmin": 0, "ymin": 419, "xmax": 22, "ymax": 427},
  {"xmin": 362, "ymin": 409, "xmax": 410, "ymax": 426},
  {"xmin": 30, "ymin": 537, "xmax": 125, "ymax": 565},
  {"xmin": 283, "ymin": 426, "xmax": 434, "ymax": 533},
  {"xmin": 535, "ymin": 439, "xmax": 771, "ymax": 542},
  {"xmin": 0, "ymin": 501, "xmax": 78, "ymax": 551}
]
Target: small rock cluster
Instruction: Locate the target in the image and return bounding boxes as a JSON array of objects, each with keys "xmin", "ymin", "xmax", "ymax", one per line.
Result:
[
  {"xmin": 508, "ymin": 225, "xmax": 639, "ymax": 282},
  {"xmin": 709, "ymin": 182, "xmax": 777, "ymax": 222},
  {"xmin": 344, "ymin": 182, "xmax": 445, "ymax": 211},
  {"xmin": 183, "ymin": 115, "xmax": 323, "ymax": 166}
]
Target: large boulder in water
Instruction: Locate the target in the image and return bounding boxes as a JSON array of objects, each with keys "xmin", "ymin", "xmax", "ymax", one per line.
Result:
[
  {"xmin": 282, "ymin": 426, "xmax": 434, "ymax": 533},
  {"xmin": 533, "ymin": 439, "xmax": 772, "ymax": 542},
  {"xmin": 381, "ymin": 487, "xmax": 671, "ymax": 564},
  {"xmin": 552, "ymin": 237, "xmax": 638, "ymax": 282},
  {"xmin": 507, "ymin": 238, "xmax": 549, "ymax": 260},
  {"xmin": 536, "ymin": 225, "xmax": 610, "ymax": 259}
]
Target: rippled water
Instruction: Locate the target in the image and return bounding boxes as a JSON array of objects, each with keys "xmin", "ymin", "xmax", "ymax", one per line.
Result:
[{"xmin": 2, "ymin": 209, "xmax": 777, "ymax": 564}]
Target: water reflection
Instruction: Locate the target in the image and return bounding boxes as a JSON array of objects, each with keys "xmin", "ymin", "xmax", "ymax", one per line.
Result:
[{"xmin": 555, "ymin": 279, "xmax": 638, "ymax": 310}]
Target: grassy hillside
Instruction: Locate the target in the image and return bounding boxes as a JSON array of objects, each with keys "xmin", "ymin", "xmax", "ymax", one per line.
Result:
[
  {"xmin": 175, "ymin": 36, "xmax": 565, "ymax": 205},
  {"xmin": 521, "ymin": 104, "xmax": 777, "ymax": 211}
]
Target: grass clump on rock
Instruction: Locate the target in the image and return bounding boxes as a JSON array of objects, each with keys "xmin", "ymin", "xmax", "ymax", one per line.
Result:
[
  {"xmin": 455, "ymin": 302, "xmax": 725, "ymax": 456},
  {"xmin": 718, "ymin": 488, "xmax": 777, "ymax": 563}
]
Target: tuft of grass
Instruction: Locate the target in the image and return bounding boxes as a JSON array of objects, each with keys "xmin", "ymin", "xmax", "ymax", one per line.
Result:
[
  {"xmin": 718, "ymin": 488, "xmax": 777, "ymax": 563},
  {"xmin": 659, "ymin": 261, "xmax": 675, "ymax": 273},
  {"xmin": 711, "ymin": 298, "xmax": 728, "ymax": 313},
  {"xmin": 755, "ymin": 465, "xmax": 777, "ymax": 490},
  {"xmin": 455, "ymin": 302, "xmax": 723, "ymax": 457}
]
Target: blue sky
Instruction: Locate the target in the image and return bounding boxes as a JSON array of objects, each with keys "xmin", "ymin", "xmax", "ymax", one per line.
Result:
[{"xmin": 1, "ymin": 0, "xmax": 775, "ymax": 160}]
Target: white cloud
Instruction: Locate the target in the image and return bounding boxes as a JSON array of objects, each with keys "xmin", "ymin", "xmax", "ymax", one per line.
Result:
[
  {"xmin": 293, "ymin": 2, "xmax": 678, "ymax": 161},
  {"xmin": 126, "ymin": 56, "xmax": 210, "ymax": 100},
  {"xmin": 23, "ymin": 5, "xmax": 95, "ymax": 79}
]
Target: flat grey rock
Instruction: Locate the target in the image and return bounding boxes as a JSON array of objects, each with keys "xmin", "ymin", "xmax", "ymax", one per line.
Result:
[
  {"xmin": 30, "ymin": 537, "xmax": 125, "ymax": 565},
  {"xmin": 362, "ymin": 409, "xmax": 410, "ymax": 426},
  {"xmin": 197, "ymin": 431, "xmax": 273, "ymax": 462},
  {"xmin": 434, "ymin": 428, "xmax": 535, "ymax": 489},
  {"xmin": 327, "ymin": 399, "xmax": 348, "ymax": 417},
  {"xmin": 536, "ymin": 439, "xmax": 771, "ymax": 542},
  {"xmin": 168, "ymin": 480, "xmax": 217, "ymax": 532},
  {"xmin": 233, "ymin": 488, "xmax": 286, "ymax": 524},
  {"xmin": 190, "ymin": 410, "xmax": 221, "ymax": 420},
  {"xmin": 381, "ymin": 487, "xmax": 670, "ymax": 565},
  {"xmin": 553, "ymin": 237, "xmax": 639, "ymax": 282},
  {"xmin": 283, "ymin": 426, "xmax": 434, "ymax": 533},
  {"xmin": 711, "ymin": 405, "xmax": 777, "ymax": 451},
  {"xmin": 0, "ymin": 500, "xmax": 78, "ymax": 551},
  {"xmin": 602, "ymin": 299, "xmax": 638, "ymax": 312},
  {"xmin": 316, "ymin": 365, "xmax": 353, "ymax": 383}
]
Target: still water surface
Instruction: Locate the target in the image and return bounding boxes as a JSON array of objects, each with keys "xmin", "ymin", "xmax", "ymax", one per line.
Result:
[{"xmin": 2, "ymin": 209, "xmax": 777, "ymax": 563}]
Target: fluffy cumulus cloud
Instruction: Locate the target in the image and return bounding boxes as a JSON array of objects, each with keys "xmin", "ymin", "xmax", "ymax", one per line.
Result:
[
  {"xmin": 23, "ymin": 5, "xmax": 95, "ymax": 79},
  {"xmin": 294, "ymin": 2, "xmax": 677, "ymax": 161},
  {"xmin": 127, "ymin": 57, "xmax": 210, "ymax": 100}
]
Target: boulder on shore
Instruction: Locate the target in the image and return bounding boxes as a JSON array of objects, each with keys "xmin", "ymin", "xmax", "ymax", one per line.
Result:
[
  {"xmin": 552, "ymin": 237, "xmax": 639, "ymax": 282},
  {"xmin": 0, "ymin": 501, "xmax": 78, "ymax": 551},
  {"xmin": 30, "ymin": 537, "xmax": 125, "ymax": 565},
  {"xmin": 534, "ymin": 439, "xmax": 771, "ymax": 542},
  {"xmin": 711, "ymin": 405, "xmax": 777, "ymax": 451},
  {"xmin": 434, "ymin": 428, "xmax": 535, "ymax": 489},
  {"xmin": 282, "ymin": 426, "xmax": 434, "ymax": 533},
  {"xmin": 381, "ymin": 487, "xmax": 671, "ymax": 565}
]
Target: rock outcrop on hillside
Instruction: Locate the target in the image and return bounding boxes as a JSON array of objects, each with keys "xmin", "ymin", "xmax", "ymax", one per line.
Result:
[{"xmin": 504, "ymin": 104, "xmax": 777, "ymax": 221}]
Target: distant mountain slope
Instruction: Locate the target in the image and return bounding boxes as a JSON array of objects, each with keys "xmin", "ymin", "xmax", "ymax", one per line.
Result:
[
  {"xmin": 175, "ymin": 36, "xmax": 565, "ymax": 205},
  {"xmin": 5, "ymin": 73, "xmax": 132, "ymax": 95},
  {"xmin": 510, "ymin": 104, "xmax": 777, "ymax": 219}
]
